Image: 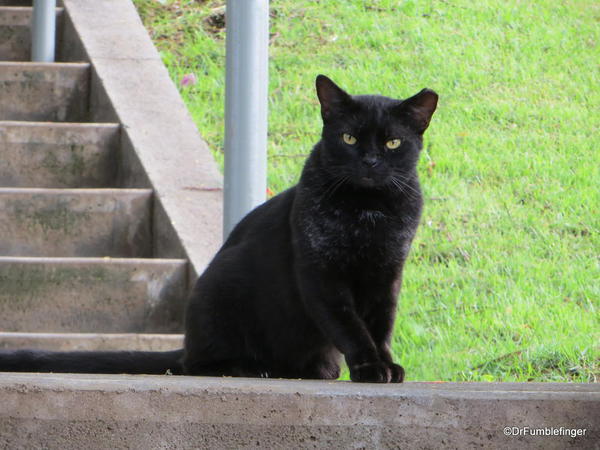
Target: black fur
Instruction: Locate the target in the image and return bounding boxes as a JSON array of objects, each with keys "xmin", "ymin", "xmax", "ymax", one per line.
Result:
[
  {"xmin": 0, "ymin": 76, "xmax": 437, "ymax": 383},
  {"xmin": 0, "ymin": 349, "xmax": 183, "ymax": 374}
]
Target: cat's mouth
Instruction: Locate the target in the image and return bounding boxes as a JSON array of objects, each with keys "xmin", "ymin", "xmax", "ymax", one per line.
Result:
[{"xmin": 357, "ymin": 176, "xmax": 377, "ymax": 187}]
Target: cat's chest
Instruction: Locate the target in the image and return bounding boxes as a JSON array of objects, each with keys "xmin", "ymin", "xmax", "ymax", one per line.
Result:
[{"xmin": 299, "ymin": 206, "xmax": 413, "ymax": 269}]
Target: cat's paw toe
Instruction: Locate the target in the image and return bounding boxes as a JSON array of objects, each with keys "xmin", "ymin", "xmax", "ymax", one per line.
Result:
[
  {"xmin": 350, "ymin": 361, "xmax": 391, "ymax": 383},
  {"xmin": 388, "ymin": 363, "xmax": 405, "ymax": 383}
]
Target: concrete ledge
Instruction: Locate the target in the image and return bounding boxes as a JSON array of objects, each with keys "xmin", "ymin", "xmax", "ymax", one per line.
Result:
[{"xmin": 0, "ymin": 373, "xmax": 597, "ymax": 449}]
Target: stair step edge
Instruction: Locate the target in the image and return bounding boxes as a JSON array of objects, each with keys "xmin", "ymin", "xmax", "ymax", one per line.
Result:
[
  {"xmin": 0, "ymin": 332, "xmax": 184, "ymax": 351},
  {"xmin": 0, "ymin": 61, "xmax": 89, "ymax": 68},
  {"xmin": 0, "ymin": 120, "xmax": 119, "ymax": 128},
  {"xmin": 0, "ymin": 256, "xmax": 187, "ymax": 264},
  {"xmin": 0, "ymin": 187, "xmax": 152, "ymax": 194}
]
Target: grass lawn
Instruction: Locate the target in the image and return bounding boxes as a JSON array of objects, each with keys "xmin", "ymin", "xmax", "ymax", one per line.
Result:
[{"xmin": 133, "ymin": 0, "xmax": 599, "ymax": 382}]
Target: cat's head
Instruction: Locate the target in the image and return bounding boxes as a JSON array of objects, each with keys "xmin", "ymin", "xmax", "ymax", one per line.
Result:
[{"xmin": 315, "ymin": 75, "xmax": 437, "ymax": 189}]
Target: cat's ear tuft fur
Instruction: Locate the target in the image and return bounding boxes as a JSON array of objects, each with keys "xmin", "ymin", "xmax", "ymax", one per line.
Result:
[
  {"xmin": 316, "ymin": 75, "xmax": 353, "ymax": 122},
  {"xmin": 397, "ymin": 88, "xmax": 438, "ymax": 134}
]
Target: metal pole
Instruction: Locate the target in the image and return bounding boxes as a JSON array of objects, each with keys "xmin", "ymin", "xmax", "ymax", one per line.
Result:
[
  {"xmin": 223, "ymin": 0, "xmax": 269, "ymax": 238},
  {"xmin": 31, "ymin": 0, "xmax": 56, "ymax": 62}
]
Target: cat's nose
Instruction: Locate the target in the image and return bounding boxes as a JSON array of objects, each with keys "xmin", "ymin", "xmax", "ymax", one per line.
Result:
[{"xmin": 362, "ymin": 155, "xmax": 380, "ymax": 168}]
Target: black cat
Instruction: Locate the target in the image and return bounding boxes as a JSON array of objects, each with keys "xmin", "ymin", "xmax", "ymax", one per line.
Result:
[{"xmin": 0, "ymin": 75, "xmax": 437, "ymax": 383}]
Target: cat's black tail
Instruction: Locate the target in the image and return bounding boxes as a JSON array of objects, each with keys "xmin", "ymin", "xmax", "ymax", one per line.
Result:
[{"xmin": 0, "ymin": 348, "xmax": 184, "ymax": 375}]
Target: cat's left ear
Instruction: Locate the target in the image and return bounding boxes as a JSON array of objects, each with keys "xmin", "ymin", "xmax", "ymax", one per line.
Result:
[
  {"xmin": 396, "ymin": 88, "xmax": 438, "ymax": 134},
  {"xmin": 316, "ymin": 75, "xmax": 353, "ymax": 122}
]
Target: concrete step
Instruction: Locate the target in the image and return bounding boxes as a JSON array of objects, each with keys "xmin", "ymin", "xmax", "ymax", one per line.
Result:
[
  {"xmin": 0, "ymin": 188, "xmax": 152, "ymax": 257},
  {"xmin": 0, "ymin": 375, "xmax": 597, "ymax": 449},
  {"xmin": 0, "ymin": 332, "xmax": 183, "ymax": 351},
  {"xmin": 0, "ymin": 256, "xmax": 188, "ymax": 333},
  {"xmin": 0, "ymin": 62, "xmax": 89, "ymax": 122},
  {"xmin": 0, "ymin": 7, "xmax": 64, "ymax": 62},
  {"xmin": 0, "ymin": 121, "xmax": 120, "ymax": 188}
]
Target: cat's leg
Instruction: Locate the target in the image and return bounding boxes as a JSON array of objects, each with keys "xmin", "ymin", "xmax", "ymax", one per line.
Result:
[
  {"xmin": 183, "ymin": 271, "xmax": 260, "ymax": 378},
  {"xmin": 296, "ymin": 268, "xmax": 392, "ymax": 383},
  {"xmin": 294, "ymin": 349, "xmax": 341, "ymax": 380},
  {"xmin": 355, "ymin": 264, "xmax": 410, "ymax": 383},
  {"xmin": 265, "ymin": 354, "xmax": 340, "ymax": 380},
  {"xmin": 300, "ymin": 359, "xmax": 340, "ymax": 380},
  {"xmin": 363, "ymin": 298, "xmax": 404, "ymax": 382},
  {"xmin": 355, "ymin": 274, "xmax": 405, "ymax": 383}
]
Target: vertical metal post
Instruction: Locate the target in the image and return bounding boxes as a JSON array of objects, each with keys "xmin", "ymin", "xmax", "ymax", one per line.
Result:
[
  {"xmin": 223, "ymin": 0, "xmax": 269, "ymax": 238},
  {"xmin": 31, "ymin": 0, "xmax": 56, "ymax": 62}
]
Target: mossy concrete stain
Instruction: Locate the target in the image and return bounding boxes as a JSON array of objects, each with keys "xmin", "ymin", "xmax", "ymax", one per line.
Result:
[
  {"xmin": 0, "ymin": 122, "xmax": 118, "ymax": 188},
  {"xmin": 0, "ymin": 26, "xmax": 16, "ymax": 41},
  {"xmin": 7, "ymin": 196, "xmax": 90, "ymax": 235},
  {"xmin": 39, "ymin": 144, "xmax": 88, "ymax": 180},
  {"xmin": 0, "ymin": 260, "xmax": 186, "ymax": 332},
  {"xmin": 67, "ymin": 144, "xmax": 87, "ymax": 178},
  {"xmin": 0, "ymin": 264, "xmax": 117, "ymax": 299},
  {"xmin": 0, "ymin": 63, "xmax": 90, "ymax": 122}
]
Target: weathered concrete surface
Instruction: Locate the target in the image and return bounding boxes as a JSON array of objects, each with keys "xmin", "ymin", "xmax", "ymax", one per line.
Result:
[
  {"xmin": 61, "ymin": 0, "xmax": 223, "ymax": 281},
  {"xmin": 0, "ymin": 257, "xmax": 187, "ymax": 333},
  {"xmin": 0, "ymin": 62, "xmax": 89, "ymax": 121},
  {"xmin": 0, "ymin": 188, "xmax": 151, "ymax": 257},
  {"xmin": 0, "ymin": 332, "xmax": 183, "ymax": 351},
  {"xmin": 0, "ymin": 6, "xmax": 64, "ymax": 61},
  {"xmin": 0, "ymin": 121, "xmax": 119, "ymax": 188},
  {"xmin": 0, "ymin": 374, "xmax": 597, "ymax": 450}
]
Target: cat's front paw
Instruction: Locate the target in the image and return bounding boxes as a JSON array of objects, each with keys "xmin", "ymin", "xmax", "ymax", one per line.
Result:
[
  {"xmin": 349, "ymin": 361, "xmax": 391, "ymax": 383},
  {"xmin": 387, "ymin": 362, "xmax": 405, "ymax": 383}
]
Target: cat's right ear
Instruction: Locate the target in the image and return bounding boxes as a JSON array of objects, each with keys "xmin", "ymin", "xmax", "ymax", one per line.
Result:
[
  {"xmin": 396, "ymin": 88, "xmax": 438, "ymax": 134},
  {"xmin": 316, "ymin": 75, "xmax": 352, "ymax": 122}
]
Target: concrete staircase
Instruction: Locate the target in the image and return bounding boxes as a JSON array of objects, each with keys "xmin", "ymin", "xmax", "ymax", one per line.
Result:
[{"xmin": 0, "ymin": 2, "xmax": 193, "ymax": 355}]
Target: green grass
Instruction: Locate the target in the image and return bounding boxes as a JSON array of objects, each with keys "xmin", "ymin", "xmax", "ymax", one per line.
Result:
[{"xmin": 133, "ymin": 0, "xmax": 599, "ymax": 382}]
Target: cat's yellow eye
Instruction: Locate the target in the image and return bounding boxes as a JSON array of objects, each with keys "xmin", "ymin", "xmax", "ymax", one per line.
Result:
[
  {"xmin": 342, "ymin": 133, "xmax": 357, "ymax": 145},
  {"xmin": 385, "ymin": 138, "xmax": 402, "ymax": 150}
]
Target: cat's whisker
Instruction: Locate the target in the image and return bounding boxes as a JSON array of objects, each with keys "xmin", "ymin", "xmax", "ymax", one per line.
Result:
[
  {"xmin": 394, "ymin": 180, "xmax": 417, "ymax": 200},
  {"xmin": 332, "ymin": 175, "xmax": 350, "ymax": 198},
  {"xmin": 390, "ymin": 175, "xmax": 419, "ymax": 199},
  {"xmin": 392, "ymin": 180, "xmax": 411, "ymax": 199},
  {"xmin": 389, "ymin": 177, "xmax": 405, "ymax": 193},
  {"xmin": 322, "ymin": 178, "xmax": 341, "ymax": 199},
  {"xmin": 323, "ymin": 175, "xmax": 349, "ymax": 200}
]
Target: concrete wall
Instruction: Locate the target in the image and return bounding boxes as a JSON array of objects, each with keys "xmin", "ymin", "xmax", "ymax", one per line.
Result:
[
  {"xmin": 59, "ymin": 0, "xmax": 224, "ymax": 281},
  {"xmin": 0, "ymin": 373, "xmax": 598, "ymax": 449}
]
